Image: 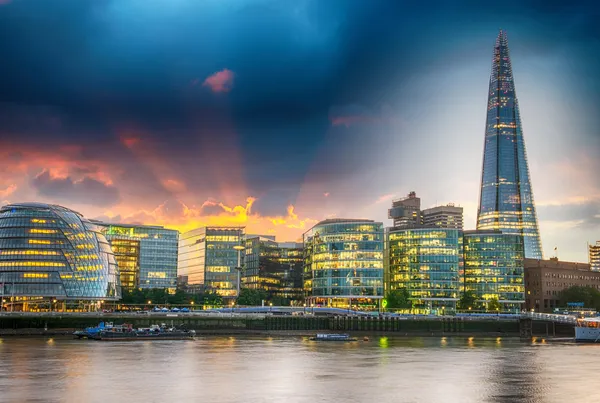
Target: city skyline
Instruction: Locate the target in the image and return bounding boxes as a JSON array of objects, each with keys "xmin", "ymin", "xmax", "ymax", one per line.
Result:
[{"xmin": 0, "ymin": 1, "xmax": 598, "ymax": 262}]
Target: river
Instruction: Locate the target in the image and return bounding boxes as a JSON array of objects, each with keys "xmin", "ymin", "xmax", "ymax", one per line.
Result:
[{"xmin": 0, "ymin": 336, "xmax": 598, "ymax": 403}]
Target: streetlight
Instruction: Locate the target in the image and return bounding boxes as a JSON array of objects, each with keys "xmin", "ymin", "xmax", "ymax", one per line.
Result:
[
  {"xmin": 269, "ymin": 302, "xmax": 273, "ymax": 312},
  {"xmin": 233, "ymin": 245, "xmax": 244, "ymax": 298}
]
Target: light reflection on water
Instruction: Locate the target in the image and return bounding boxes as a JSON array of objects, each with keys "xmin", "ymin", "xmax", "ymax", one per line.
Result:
[{"xmin": 0, "ymin": 336, "xmax": 599, "ymax": 403}]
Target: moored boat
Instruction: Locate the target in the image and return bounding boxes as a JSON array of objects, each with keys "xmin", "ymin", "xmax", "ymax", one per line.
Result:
[
  {"xmin": 309, "ymin": 333, "xmax": 357, "ymax": 342},
  {"xmin": 575, "ymin": 317, "xmax": 600, "ymax": 342},
  {"xmin": 74, "ymin": 323, "xmax": 195, "ymax": 341}
]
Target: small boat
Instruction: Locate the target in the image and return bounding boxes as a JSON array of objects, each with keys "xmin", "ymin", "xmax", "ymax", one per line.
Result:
[
  {"xmin": 309, "ymin": 333, "xmax": 357, "ymax": 342},
  {"xmin": 74, "ymin": 322, "xmax": 195, "ymax": 341},
  {"xmin": 575, "ymin": 317, "xmax": 600, "ymax": 342}
]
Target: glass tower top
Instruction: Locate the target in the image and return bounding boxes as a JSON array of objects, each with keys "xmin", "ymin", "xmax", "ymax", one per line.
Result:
[{"xmin": 477, "ymin": 30, "xmax": 543, "ymax": 259}]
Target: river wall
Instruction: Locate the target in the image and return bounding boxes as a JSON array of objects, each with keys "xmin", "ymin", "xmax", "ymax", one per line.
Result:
[{"xmin": 0, "ymin": 314, "xmax": 575, "ymax": 338}]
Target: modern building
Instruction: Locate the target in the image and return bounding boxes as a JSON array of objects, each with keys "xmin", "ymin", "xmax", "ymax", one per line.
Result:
[
  {"xmin": 524, "ymin": 258, "xmax": 598, "ymax": 312},
  {"xmin": 387, "ymin": 228, "xmax": 462, "ymax": 314},
  {"xmin": 463, "ymin": 230, "xmax": 525, "ymax": 311},
  {"xmin": 99, "ymin": 223, "xmax": 179, "ymax": 292},
  {"xmin": 476, "ymin": 30, "xmax": 543, "ymax": 259},
  {"xmin": 178, "ymin": 226, "xmax": 245, "ymax": 298},
  {"xmin": 590, "ymin": 241, "xmax": 600, "ymax": 272},
  {"xmin": 0, "ymin": 203, "xmax": 120, "ymax": 310},
  {"xmin": 388, "ymin": 192, "xmax": 421, "ymax": 229},
  {"xmin": 303, "ymin": 219, "xmax": 384, "ymax": 309},
  {"xmin": 422, "ymin": 204, "xmax": 464, "ymax": 230},
  {"xmin": 243, "ymin": 236, "xmax": 303, "ymax": 302}
]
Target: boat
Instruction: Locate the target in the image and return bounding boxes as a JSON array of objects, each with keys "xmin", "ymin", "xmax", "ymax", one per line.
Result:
[
  {"xmin": 309, "ymin": 333, "xmax": 357, "ymax": 342},
  {"xmin": 575, "ymin": 317, "xmax": 600, "ymax": 342},
  {"xmin": 74, "ymin": 322, "xmax": 196, "ymax": 341}
]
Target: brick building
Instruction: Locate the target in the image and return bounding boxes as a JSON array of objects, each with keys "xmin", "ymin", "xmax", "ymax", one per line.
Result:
[{"xmin": 524, "ymin": 258, "xmax": 600, "ymax": 312}]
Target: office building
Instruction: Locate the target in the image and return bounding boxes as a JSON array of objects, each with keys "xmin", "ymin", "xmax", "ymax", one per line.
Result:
[
  {"xmin": 243, "ymin": 236, "xmax": 303, "ymax": 302},
  {"xmin": 524, "ymin": 258, "xmax": 598, "ymax": 312},
  {"xmin": 422, "ymin": 204, "xmax": 464, "ymax": 230},
  {"xmin": 590, "ymin": 241, "xmax": 600, "ymax": 272},
  {"xmin": 388, "ymin": 192, "xmax": 421, "ymax": 228},
  {"xmin": 100, "ymin": 224, "xmax": 179, "ymax": 292},
  {"xmin": 463, "ymin": 230, "xmax": 525, "ymax": 311},
  {"xmin": 387, "ymin": 228, "xmax": 462, "ymax": 313},
  {"xmin": 303, "ymin": 219, "xmax": 384, "ymax": 308},
  {"xmin": 476, "ymin": 30, "xmax": 543, "ymax": 259},
  {"xmin": 178, "ymin": 226, "xmax": 245, "ymax": 298},
  {"xmin": 0, "ymin": 203, "xmax": 120, "ymax": 310}
]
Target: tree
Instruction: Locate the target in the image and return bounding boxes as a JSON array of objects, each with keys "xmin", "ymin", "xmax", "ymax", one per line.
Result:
[
  {"xmin": 385, "ymin": 288, "xmax": 412, "ymax": 309},
  {"xmin": 457, "ymin": 290, "xmax": 478, "ymax": 311},
  {"xmin": 487, "ymin": 298, "xmax": 502, "ymax": 312},
  {"xmin": 270, "ymin": 296, "xmax": 290, "ymax": 307},
  {"xmin": 237, "ymin": 288, "xmax": 268, "ymax": 306},
  {"xmin": 559, "ymin": 286, "xmax": 600, "ymax": 311}
]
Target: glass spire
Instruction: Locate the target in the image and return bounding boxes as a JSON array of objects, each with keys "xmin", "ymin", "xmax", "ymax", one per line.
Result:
[{"xmin": 476, "ymin": 30, "xmax": 543, "ymax": 259}]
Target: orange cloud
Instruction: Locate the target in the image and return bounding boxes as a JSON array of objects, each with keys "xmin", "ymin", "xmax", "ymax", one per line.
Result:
[
  {"xmin": 108, "ymin": 197, "xmax": 318, "ymax": 242},
  {"xmin": 202, "ymin": 69, "xmax": 235, "ymax": 93},
  {"xmin": 0, "ymin": 184, "xmax": 16, "ymax": 198}
]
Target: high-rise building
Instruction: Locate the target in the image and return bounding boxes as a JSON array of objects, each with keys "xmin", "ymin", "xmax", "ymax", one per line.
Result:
[
  {"xmin": 388, "ymin": 192, "xmax": 421, "ymax": 228},
  {"xmin": 178, "ymin": 226, "xmax": 245, "ymax": 298},
  {"xmin": 422, "ymin": 204, "xmax": 464, "ymax": 230},
  {"xmin": 303, "ymin": 219, "xmax": 384, "ymax": 308},
  {"xmin": 463, "ymin": 230, "xmax": 525, "ymax": 311},
  {"xmin": 243, "ymin": 236, "xmax": 303, "ymax": 302},
  {"xmin": 476, "ymin": 30, "xmax": 543, "ymax": 259},
  {"xmin": 99, "ymin": 224, "xmax": 179, "ymax": 292},
  {"xmin": 590, "ymin": 241, "xmax": 600, "ymax": 272},
  {"xmin": 387, "ymin": 228, "xmax": 462, "ymax": 313},
  {"xmin": 0, "ymin": 203, "xmax": 120, "ymax": 310}
]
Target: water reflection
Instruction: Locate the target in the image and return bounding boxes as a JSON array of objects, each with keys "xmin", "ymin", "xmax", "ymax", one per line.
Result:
[{"xmin": 0, "ymin": 337, "xmax": 598, "ymax": 403}]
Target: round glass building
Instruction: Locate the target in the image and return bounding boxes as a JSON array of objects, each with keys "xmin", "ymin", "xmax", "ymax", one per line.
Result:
[{"xmin": 0, "ymin": 203, "xmax": 120, "ymax": 310}]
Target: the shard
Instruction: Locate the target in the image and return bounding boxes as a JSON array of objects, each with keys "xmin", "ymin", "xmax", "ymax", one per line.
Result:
[{"xmin": 476, "ymin": 30, "xmax": 543, "ymax": 259}]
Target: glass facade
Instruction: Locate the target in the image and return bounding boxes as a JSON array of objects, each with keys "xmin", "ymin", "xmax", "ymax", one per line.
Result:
[
  {"xmin": 477, "ymin": 30, "xmax": 543, "ymax": 259},
  {"xmin": 107, "ymin": 238, "xmax": 140, "ymax": 292},
  {"xmin": 387, "ymin": 228, "xmax": 462, "ymax": 313},
  {"xmin": 243, "ymin": 236, "xmax": 303, "ymax": 301},
  {"xmin": 0, "ymin": 203, "xmax": 120, "ymax": 305},
  {"xmin": 303, "ymin": 219, "xmax": 384, "ymax": 307},
  {"xmin": 178, "ymin": 227, "xmax": 245, "ymax": 298},
  {"xmin": 102, "ymin": 224, "xmax": 178, "ymax": 291},
  {"xmin": 463, "ymin": 230, "xmax": 525, "ymax": 311}
]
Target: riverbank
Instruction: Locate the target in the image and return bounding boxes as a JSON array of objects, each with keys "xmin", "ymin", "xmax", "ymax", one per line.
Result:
[{"xmin": 0, "ymin": 313, "xmax": 575, "ymax": 338}]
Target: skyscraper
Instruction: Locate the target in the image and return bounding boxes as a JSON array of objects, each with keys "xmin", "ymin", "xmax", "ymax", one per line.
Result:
[
  {"xmin": 388, "ymin": 192, "xmax": 421, "ymax": 228},
  {"xmin": 476, "ymin": 30, "xmax": 543, "ymax": 259},
  {"xmin": 422, "ymin": 204, "xmax": 464, "ymax": 230}
]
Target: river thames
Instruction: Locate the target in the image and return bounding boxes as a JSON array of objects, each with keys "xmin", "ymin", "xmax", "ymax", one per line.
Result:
[{"xmin": 0, "ymin": 336, "xmax": 599, "ymax": 403}]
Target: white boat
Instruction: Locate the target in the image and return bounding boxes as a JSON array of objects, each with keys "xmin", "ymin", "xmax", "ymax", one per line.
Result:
[{"xmin": 575, "ymin": 317, "xmax": 600, "ymax": 342}]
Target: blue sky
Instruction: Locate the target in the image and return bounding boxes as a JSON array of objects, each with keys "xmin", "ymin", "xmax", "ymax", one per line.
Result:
[{"xmin": 0, "ymin": 0, "xmax": 598, "ymax": 261}]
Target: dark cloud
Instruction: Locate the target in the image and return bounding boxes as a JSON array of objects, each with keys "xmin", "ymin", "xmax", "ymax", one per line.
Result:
[
  {"xmin": 538, "ymin": 200, "xmax": 600, "ymax": 229},
  {"xmin": 31, "ymin": 170, "xmax": 120, "ymax": 207}
]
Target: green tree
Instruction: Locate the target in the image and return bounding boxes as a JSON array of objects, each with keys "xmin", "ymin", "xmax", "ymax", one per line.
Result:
[
  {"xmin": 270, "ymin": 296, "xmax": 290, "ymax": 307},
  {"xmin": 168, "ymin": 289, "xmax": 188, "ymax": 305},
  {"xmin": 559, "ymin": 286, "xmax": 600, "ymax": 311},
  {"xmin": 385, "ymin": 288, "xmax": 412, "ymax": 309},
  {"xmin": 201, "ymin": 291, "xmax": 223, "ymax": 307},
  {"xmin": 237, "ymin": 288, "xmax": 268, "ymax": 306},
  {"xmin": 487, "ymin": 298, "xmax": 502, "ymax": 312},
  {"xmin": 457, "ymin": 290, "xmax": 478, "ymax": 311}
]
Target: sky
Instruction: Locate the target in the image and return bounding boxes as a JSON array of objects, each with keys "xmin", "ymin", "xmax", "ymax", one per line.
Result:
[{"xmin": 0, "ymin": 0, "xmax": 598, "ymax": 261}]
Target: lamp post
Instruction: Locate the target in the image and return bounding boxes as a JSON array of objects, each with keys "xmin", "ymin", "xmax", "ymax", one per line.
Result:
[{"xmin": 233, "ymin": 245, "xmax": 244, "ymax": 299}]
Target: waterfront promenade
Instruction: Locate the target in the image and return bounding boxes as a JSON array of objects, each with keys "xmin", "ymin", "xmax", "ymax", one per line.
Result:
[{"xmin": 0, "ymin": 309, "xmax": 577, "ymax": 339}]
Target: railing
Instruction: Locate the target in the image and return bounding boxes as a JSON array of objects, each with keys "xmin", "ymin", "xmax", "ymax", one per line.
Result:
[{"xmin": 520, "ymin": 311, "xmax": 578, "ymax": 324}]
